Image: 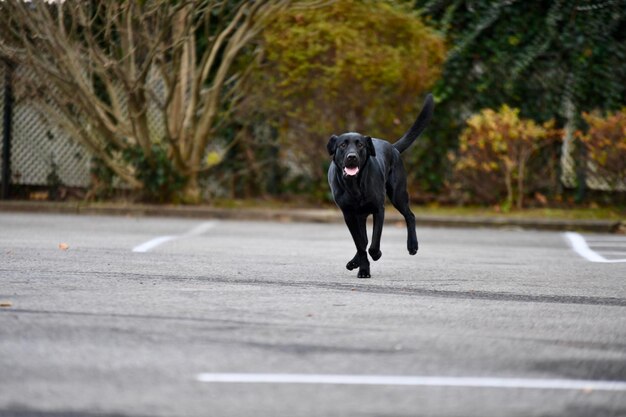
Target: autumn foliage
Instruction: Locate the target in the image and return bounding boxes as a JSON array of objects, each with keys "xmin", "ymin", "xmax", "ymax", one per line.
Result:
[
  {"xmin": 577, "ymin": 109, "xmax": 626, "ymax": 190},
  {"xmin": 453, "ymin": 106, "xmax": 560, "ymax": 209},
  {"xmin": 241, "ymin": 0, "xmax": 446, "ymax": 195}
]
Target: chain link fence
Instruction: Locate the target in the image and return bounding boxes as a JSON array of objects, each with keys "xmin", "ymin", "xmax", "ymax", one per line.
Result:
[
  {"xmin": 0, "ymin": 62, "xmax": 169, "ymax": 193},
  {"xmin": 1, "ymin": 63, "xmax": 91, "ymax": 189}
]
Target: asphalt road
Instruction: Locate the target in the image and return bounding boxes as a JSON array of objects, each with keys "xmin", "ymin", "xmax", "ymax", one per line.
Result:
[{"xmin": 1, "ymin": 212, "xmax": 625, "ymax": 417}]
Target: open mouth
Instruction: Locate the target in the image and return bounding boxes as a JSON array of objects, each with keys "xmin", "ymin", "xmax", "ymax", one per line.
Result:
[{"xmin": 343, "ymin": 166, "xmax": 359, "ymax": 177}]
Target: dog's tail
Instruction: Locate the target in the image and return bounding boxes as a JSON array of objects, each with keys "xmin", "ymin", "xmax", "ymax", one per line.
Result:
[{"xmin": 393, "ymin": 94, "xmax": 434, "ymax": 154}]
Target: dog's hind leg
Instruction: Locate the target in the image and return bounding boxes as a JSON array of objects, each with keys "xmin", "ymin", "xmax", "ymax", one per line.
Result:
[
  {"xmin": 391, "ymin": 192, "xmax": 418, "ymax": 255},
  {"xmin": 387, "ymin": 164, "xmax": 418, "ymax": 255},
  {"xmin": 343, "ymin": 212, "xmax": 371, "ymax": 278}
]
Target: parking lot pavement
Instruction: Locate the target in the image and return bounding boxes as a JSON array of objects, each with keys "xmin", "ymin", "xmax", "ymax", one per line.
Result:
[{"xmin": 1, "ymin": 212, "xmax": 625, "ymax": 417}]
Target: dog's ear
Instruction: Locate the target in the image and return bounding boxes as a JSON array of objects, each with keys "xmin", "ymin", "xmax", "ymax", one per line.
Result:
[
  {"xmin": 365, "ymin": 136, "xmax": 376, "ymax": 157},
  {"xmin": 327, "ymin": 135, "xmax": 338, "ymax": 156}
]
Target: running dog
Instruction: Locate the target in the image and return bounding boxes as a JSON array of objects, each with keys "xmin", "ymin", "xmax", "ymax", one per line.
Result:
[{"xmin": 327, "ymin": 94, "xmax": 434, "ymax": 278}]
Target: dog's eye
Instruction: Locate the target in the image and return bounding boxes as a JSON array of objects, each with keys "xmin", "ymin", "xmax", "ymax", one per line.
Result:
[
  {"xmin": 340, "ymin": 142, "xmax": 348, "ymax": 149},
  {"xmin": 356, "ymin": 142, "xmax": 364, "ymax": 148}
]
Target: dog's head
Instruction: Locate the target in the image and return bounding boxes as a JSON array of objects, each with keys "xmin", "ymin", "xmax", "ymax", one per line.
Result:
[{"xmin": 327, "ymin": 133, "xmax": 376, "ymax": 178}]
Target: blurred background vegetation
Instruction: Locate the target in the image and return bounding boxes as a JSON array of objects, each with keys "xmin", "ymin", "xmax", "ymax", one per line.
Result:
[{"xmin": 1, "ymin": 0, "xmax": 624, "ymax": 209}]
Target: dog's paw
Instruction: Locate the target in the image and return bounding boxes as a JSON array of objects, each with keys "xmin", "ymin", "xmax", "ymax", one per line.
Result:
[
  {"xmin": 346, "ymin": 257, "xmax": 359, "ymax": 270},
  {"xmin": 408, "ymin": 239, "xmax": 418, "ymax": 255},
  {"xmin": 357, "ymin": 269, "xmax": 371, "ymax": 278},
  {"xmin": 347, "ymin": 253, "xmax": 364, "ymax": 270},
  {"xmin": 368, "ymin": 248, "xmax": 382, "ymax": 261}
]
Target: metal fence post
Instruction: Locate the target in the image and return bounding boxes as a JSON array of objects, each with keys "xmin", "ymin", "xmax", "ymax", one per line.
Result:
[{"xmin": 2, "ymin": 59, "xmax": 14, "ymax": 200}]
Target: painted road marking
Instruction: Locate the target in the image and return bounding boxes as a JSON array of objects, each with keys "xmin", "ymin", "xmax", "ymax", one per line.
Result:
[
  {"xmin": 132, "ymin": 235, "xmax": 176, "ymax": 253},
  {"xmin": 564, "ymin": 232, "xmax": 626, "ymax": 263},
  {"xmin": 133, "ymin": 221, "xmax": 217, "ymax": 253},
  {"xmin": 196, "ymin": 373, "xmax": 626, "ymax": 391}
]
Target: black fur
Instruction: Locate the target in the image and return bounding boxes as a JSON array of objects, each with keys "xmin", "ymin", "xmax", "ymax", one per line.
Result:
[{"xmin": 327, "ymin": 94, "xmax": 434, "ymax": 278}]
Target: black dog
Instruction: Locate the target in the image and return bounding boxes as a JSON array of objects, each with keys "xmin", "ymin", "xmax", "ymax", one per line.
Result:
[{"xmin": 327, "ymin": 94, "xmax": 434, "ymax": 278}]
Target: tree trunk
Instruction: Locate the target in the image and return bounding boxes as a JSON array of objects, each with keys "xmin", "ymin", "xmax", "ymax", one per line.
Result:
[
  {"xmin": 504, "ymin": 160, "xmax": 514, "ymax": 210},
  {"xmin": 517, "ymin": 156, "xmax": 525, "ymax": 210},
  {"xmin": 182, "ymin": 172, "xmax": 201, "ymax": 204}
]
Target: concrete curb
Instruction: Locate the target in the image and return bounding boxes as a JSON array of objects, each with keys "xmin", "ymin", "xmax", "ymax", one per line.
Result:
[{"xmin": 0, "ymin": 200, "xmax": 622, "ymax": 233}]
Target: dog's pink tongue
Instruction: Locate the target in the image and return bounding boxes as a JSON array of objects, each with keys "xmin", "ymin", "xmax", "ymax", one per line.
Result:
[{"xmin": 344, "ymin": 166, "xmax": 359, "ymax": 176}]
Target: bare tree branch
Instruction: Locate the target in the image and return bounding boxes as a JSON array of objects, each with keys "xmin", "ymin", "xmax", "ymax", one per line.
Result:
[{"xmin": 0, "ymin": 0, "xmax": 300, "ymax": 199}]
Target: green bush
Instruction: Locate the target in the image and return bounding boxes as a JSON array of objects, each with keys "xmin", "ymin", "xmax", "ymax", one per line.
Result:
[{"xmin": 89, "ymin": 144, "xmax": 186, "ymax": 202}]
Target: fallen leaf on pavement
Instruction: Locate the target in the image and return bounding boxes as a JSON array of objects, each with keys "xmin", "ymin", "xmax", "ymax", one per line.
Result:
[
  {"xmin": 58, "ymin": 243, "xmax": 69, "ymax": 251},
  {"xmin": 0, "ymin": 301, "xmax": 12, "ymax": 308}
]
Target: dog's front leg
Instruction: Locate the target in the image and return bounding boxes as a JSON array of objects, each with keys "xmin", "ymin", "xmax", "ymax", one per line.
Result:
[
  {"xmin": 368, "ymin": 208, "xmax": 384, "ymax": 261},
  {"xmin": 343, "ymin": 212, "xmax": 370, "ymax": 278}
]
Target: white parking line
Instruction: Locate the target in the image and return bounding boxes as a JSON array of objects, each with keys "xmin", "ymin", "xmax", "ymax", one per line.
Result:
[
  {"xmin": 132, "ymin": 221, "xmax": 217, "ymax": 253},
  {"xmin": 564, "ymin": 232, "xmax": 626, "ymax": 263},
  {"xmin": 132, "ymin": 235, "xmax": 177, "ymax": 253},
  {"xmin": 196, "ymin": 373, "xmax": 626, "ymax": 391}
]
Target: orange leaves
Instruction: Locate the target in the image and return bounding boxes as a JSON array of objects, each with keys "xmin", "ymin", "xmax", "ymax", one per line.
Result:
[
  {"xmin": 454, "ymin": 105, "xmax": 561, "ymax": 209},
  {"xmin": 576, "ymin": 109, "xmax": 626, "ymax": 188}
]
